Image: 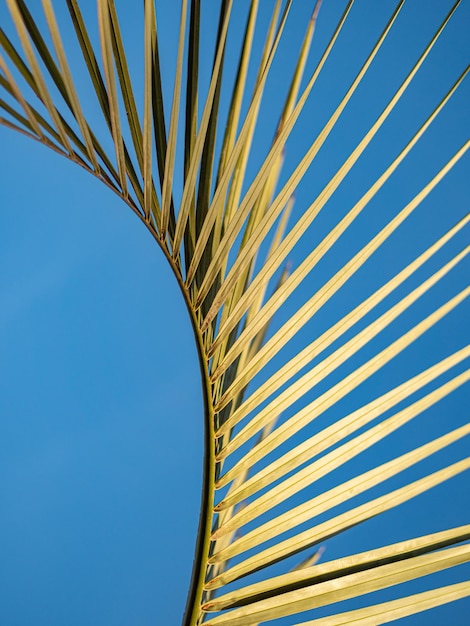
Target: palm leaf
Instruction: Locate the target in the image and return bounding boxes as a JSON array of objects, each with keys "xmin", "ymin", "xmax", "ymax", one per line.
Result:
[{"xmin": 0, "ymin": 1, "xmax": 468, "ymax": 624}]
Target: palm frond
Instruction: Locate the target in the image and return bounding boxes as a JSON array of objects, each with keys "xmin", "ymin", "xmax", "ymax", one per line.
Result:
[{"xmin": 0, "ymin": 1, "xmax": 468, "ymax": 624}]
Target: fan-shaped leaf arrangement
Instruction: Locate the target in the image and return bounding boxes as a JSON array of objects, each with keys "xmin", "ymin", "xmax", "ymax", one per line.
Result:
[{"xmin": 1, "ymin": 1, "xmax": 469, "ymax": 624}]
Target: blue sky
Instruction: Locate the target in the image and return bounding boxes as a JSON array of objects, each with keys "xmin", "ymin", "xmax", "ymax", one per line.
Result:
[{"xmin": 0, "ymin": 1, "xmax": 469, "ymax": 625}]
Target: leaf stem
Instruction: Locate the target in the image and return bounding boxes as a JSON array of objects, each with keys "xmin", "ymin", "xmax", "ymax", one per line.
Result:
[{"xmin": 151, "ymin": 231, "xmax": 214, "ymax": 626}]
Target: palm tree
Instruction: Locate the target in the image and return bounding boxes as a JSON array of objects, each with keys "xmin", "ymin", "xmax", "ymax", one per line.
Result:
[{"xmin": 0, "ymin": 1, "xmax": 468, "ymax": 624}]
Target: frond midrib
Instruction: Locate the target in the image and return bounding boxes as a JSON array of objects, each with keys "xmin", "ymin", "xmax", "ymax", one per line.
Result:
[{"xmin": 153, "ymin": 237, "xmax": 215, "ymax": 626}]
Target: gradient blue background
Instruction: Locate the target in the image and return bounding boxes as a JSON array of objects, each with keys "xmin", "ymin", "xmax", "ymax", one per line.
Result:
[{"xmin": 0, "ymin": 1, "xmax": 469, "ymax": 624}]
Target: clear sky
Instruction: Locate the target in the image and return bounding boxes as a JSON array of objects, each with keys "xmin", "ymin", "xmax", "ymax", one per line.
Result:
[{"xmin": 0, "ymin": 1, "xmax": 469, "ymax": 625}]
